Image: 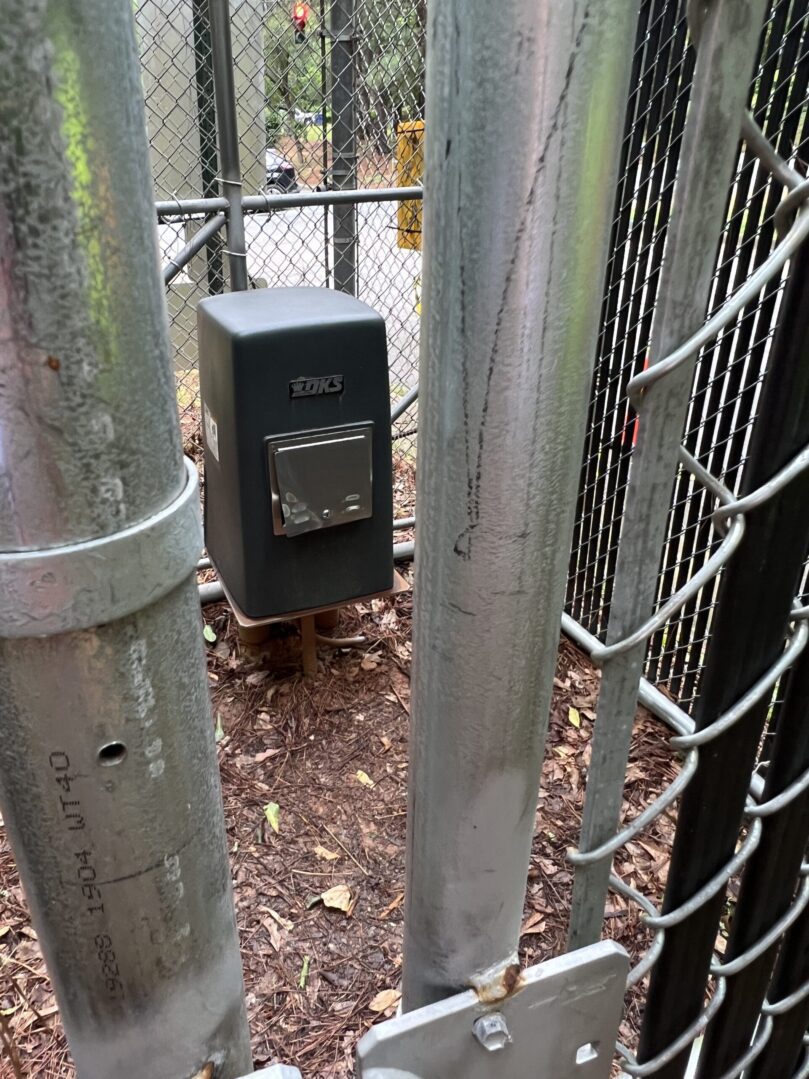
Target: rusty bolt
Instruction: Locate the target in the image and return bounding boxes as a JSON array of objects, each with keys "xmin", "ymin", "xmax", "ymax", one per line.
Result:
[{"xmin": 472, "ymin": 1012, "xmax": 511, "ymax": 1052}]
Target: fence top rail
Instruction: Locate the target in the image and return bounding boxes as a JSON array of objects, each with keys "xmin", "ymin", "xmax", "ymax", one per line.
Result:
[{"xmin": 155, "ymin": 185, "xmax": 424, "ymax": 219}]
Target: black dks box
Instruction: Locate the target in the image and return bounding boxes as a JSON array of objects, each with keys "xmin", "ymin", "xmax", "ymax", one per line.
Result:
[{"xmin": 198, "ymin": 287, "xmax": 393, "ymax": 618}]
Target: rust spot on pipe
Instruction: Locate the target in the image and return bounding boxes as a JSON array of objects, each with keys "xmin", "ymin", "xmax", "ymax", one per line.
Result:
[{"xmin": 474, "ymin": 962, "xmax": 524, "ymax": 1004}]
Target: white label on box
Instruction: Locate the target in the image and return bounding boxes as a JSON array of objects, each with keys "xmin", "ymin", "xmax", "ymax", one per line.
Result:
[{"xmin": 203, "ymin": 402, "xmax": 219, "ymax": 462}]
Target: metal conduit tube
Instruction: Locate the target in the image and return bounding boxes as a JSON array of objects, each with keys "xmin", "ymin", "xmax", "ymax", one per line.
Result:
[
  {"xmin": 163, "ymin": 212, "xmax": 227, "ymax": 285},
  {"xmin": 154, "ymin": 185, "xmax": 423, "ymax": 219},
  {"xmin": 0, "ymin": 4, "xmax": 250, "ymax": 1077},
  {"xmin": 400, "ymin": 0, "xmax": 639, "ymax": 1011}
]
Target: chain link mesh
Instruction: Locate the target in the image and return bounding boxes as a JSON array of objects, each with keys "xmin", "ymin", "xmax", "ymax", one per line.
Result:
[
  {"xmin": 133, "ymin": 1, "xmax": 809, "ymax": 1073},
  {"xmin": 567, "ymin": 0, "xmax": 809, "ymax": 713},
  {"xmin": 137, "ymin": 0, "xmax": 424, "ymax": 513}
]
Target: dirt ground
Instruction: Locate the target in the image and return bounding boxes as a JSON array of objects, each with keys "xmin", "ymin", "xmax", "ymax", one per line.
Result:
[{"xmin": 0, "ymin": 589, "xmax": 678, "ymax": 1078}]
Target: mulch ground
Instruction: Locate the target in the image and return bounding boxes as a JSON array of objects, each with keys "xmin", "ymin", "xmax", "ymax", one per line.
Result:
[
  {"xmin": 0, "ymin": 449, "xmax": 680, "ymax": 1077},
  {"xmin": 0, "ymin": 603, "xmax": 678, "ymax": 1078}
]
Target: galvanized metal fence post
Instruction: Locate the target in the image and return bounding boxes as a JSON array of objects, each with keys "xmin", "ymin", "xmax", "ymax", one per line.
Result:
[
  {"xmin": 329, "ymin": 0, "xmax": 358, "ymax": 294},
  {"xmin": 209, "ymin": 0, "xmax": 249, "ymax": 292},
  {"xmin": 0, "ymin": 3, "xmax": 251, "ymax": 1077},
  {"xmin": 401, "ymin": 0, "xmax": 639, "ymax": 1012}
]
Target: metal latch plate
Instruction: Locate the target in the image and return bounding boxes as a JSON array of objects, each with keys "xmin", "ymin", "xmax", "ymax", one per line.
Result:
[
  {"xmin": 266, "ymin": 423, "xmax": 373, "ymax": 537},
  {"xmin": 356, "ymin": 941, "xmax": 628, "ymax": 1079}
]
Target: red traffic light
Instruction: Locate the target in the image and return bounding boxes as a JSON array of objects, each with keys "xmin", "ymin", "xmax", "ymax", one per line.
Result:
[{"xmin": 292, "ymin": 2, "xmax": 310, "ymax": 41}]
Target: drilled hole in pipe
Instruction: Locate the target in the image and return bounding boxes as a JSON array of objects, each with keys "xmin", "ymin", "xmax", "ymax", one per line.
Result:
[{"xmin": 97, "ymin": 741, "xmax": 127, "ymax": 767}]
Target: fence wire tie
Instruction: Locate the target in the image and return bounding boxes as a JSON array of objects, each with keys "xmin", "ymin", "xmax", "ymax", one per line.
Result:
[
  {"xmin": 568, "ymin": 749, "xmax": 699, "ymax": 865},
  {"xmin": 609, "ymin": 874, "xmax": 665, "ymax": 987},
  {"xmin": 711, "ymin": 874, "xmax": 809, "ymax": 979},
  {"xmin": 748, "ymin": 757, "xmax": 809, "ymax": 818},
  {"xmin": 712, "ymin": 443, "xmax": 809, "ymax": 531},
  {"xmin": 625, "ymin": 199, "xmax": 809, "ymax": 414},
  {"xmin": 643, "ymin": 818, "xmax": 763, "ymax": 931},
  {"xmin": 617, "ymin": 977, "xmax": 727, "ymax": 1077},
  {"xmin": 712, "ymin": 1014, "xmax": 774, "ymax": 1079},
  {"xmin": 764, "ymin": 972, "xmax": 809, "ymax": 1017},
  {"xmin": 671, "ymin": 620, "xmax": 809, "ymax": 750}
]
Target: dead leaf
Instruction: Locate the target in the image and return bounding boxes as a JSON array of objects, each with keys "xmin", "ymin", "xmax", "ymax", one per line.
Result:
[
  {"xmin": 321, "ymin": 884, "xmax": 352, "ymax": 912},
  {"xmin": 361, "ymin": 653, "xmax": 381, "ymax": 671},
  {"xmin": 356, "ymin": 770, "xmax": 375, "ymax": 788},
  {"xmin": 262, "ymin": 917, "xmax": 282, "ymax": 951},
  {"xmin": 266, "ymin": 908, "xmax": 293, "ymax": 931},
  {"xmin": 568, "ymin": 706, "xmax": 581, "ymax": 728},
  {"xmin": 520, "ymin": 911, "xmax": 546, "ymax": 936},
  {"xmin": 255, "ymin": 748, "xmax": 283, "ymax": 764},
  {"xmin": 314, "ymin": 844, "xmax": 340, "ymax": 861},
  {"xmin": 369, "ymin": 988, "xmax": 401, "ymax": 1014}
]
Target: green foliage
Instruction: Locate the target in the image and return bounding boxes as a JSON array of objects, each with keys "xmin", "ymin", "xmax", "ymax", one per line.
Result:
[{"xmin": 263, "ymin": 0, "xmax": 425, "ymax": 153}]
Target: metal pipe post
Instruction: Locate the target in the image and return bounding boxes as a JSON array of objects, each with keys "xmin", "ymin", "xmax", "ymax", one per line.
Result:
[
  {"xmin": 401, "ymin": 0, "xmax": 639, "ymax": 1011},
  {"xmin": 163, "ymin": 212, "xmax": 227, "ymax": 285},
  {"xmin": 208, "ymin": 0, "xmax": 249, "ymax": 292},
  {"xmin": 154, "ymin": 185, "xmax": 423, "ymax": 218},
  {"xmin": 192, "ymin": 0, "xmax": 226, "ymax": 294},
  {"xmin": 329, "ymin": 0, "xmax": 357, "ymax": 294},
  {"xmin": 0, "ymin": 3, "xmax": 251, "ymax": 1077}
]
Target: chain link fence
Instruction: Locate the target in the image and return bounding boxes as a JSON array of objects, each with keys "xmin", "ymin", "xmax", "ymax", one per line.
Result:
[
  {"xmin": 129, "ymin": 2, "xmax": 809, "ymax": 1074},
  {"xmin": 138, "ymin": 0, "xmax": 809, "ymax": 707},
  {"xmin": 136, "ymin": 0, "xmax": 424, "ymax": 493},
  {"xmin": 567, "ymin": 0, "xmax": 809, "ymax": 711}
]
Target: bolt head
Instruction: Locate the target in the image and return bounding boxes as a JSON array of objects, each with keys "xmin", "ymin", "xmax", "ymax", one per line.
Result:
[
  {"xmin": 473, "ymin": 1012, "xmax": 511, "ymax": 1052},
  {"xmin": 321, "ymin": 508, "xmax": 331, "ymax": 520}
]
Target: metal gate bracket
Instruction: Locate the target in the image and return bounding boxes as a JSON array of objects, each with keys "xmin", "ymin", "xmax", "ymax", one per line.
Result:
[{"xmin": 356, "ymin": 941, "xmax": 629, "ymax": 1079}]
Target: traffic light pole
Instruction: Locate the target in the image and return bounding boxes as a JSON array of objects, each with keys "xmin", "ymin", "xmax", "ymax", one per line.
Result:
[
  {"xmin": 0, "ymin": 2, "xmax": 251, "ymax": 1076},
  {"xmin": 329, "ymin": 0, "xmax": 358, "ymax": 295}
]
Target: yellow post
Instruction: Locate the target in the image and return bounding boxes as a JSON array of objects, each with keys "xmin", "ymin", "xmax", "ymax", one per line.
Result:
[{"xmin": 396, "ymin": 120, "xmax": 424, "ymax": 250}]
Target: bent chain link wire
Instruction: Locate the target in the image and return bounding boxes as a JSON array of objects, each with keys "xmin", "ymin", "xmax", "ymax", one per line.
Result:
[{"xmin": 567, "ymin": 116, "xmax": 809, "ymax": 1077}]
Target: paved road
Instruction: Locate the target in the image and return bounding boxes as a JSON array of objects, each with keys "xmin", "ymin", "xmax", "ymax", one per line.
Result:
[{"xmin": 160, "ymin": 199, "xmax": 422, "ymax": 393}]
